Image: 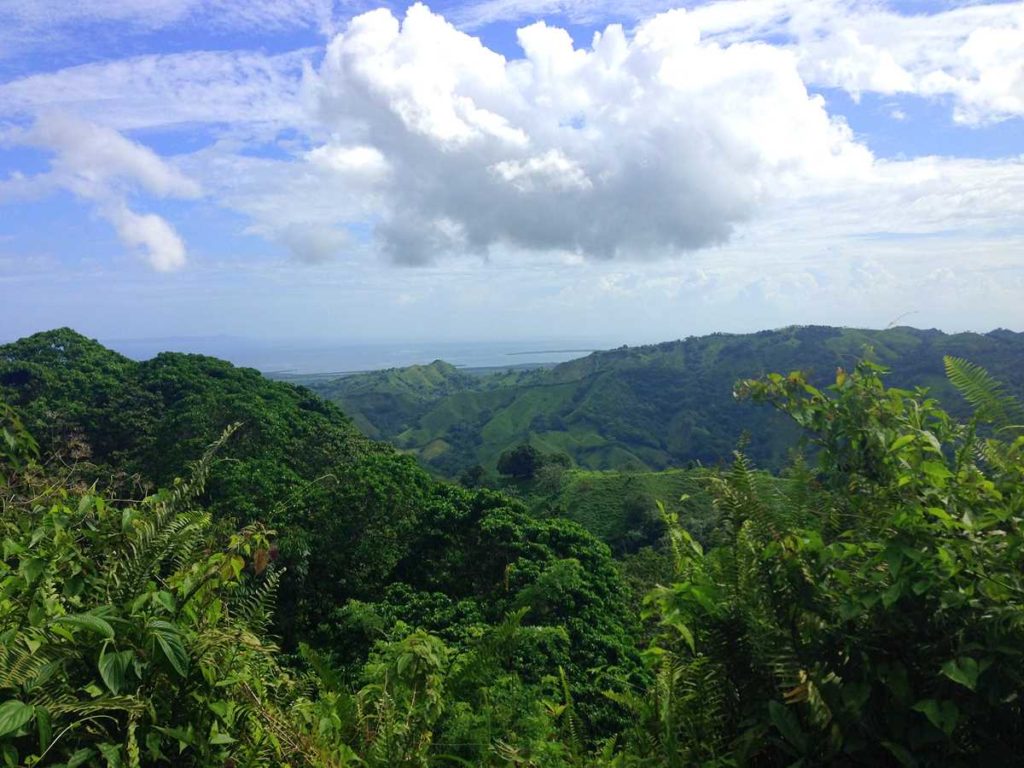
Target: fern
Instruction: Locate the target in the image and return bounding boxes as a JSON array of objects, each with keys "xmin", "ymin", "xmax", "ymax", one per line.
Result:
[
  {"xmin": 0, "ymin": 634, "xmax": 57, "ymax": 690},
  {"xmin": 232, "ymin": 567, "xmax": 283, "ymax": 636},
  {"xmin": 944, "ymin": 355, "xmax": 1023, "ymax": 427}
]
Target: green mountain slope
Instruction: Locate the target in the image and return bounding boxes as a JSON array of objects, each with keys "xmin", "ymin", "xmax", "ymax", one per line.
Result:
[
  {"xmin": 6, "ymin": 331, "xmax": 1024, "ymax": 764},
  {"xmin": 0, "ymin": 329, "xmax": 642, "ymax": 731},
  {"xmin": 310, "ymin": 325, "xmax": 1024, "ymax": 476},
  {"xmin": 309, "ymin": 359, "xmax": 480, "ymax": 438},
  {"xmin": 524, "ymin": 467, "xmax": 719, "ymax": 554}
]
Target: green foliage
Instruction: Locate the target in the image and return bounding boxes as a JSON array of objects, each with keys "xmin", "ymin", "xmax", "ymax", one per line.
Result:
[
  {"xmin": 944, "ymin": 354, "xmax": 1024, "ymax": 428},
  {"xmin": 0, "ymin": 332, "xmax": 647, "ymax": 762},
  {"xmin": 520, "ymin": 468, "xmax": 718, "ymax": 555},
  {"xmin": 0, "ymin": 400, "xmax": 37, "ymax": 477},
  {"xmin": 624, "ymin": 361, "xmax": 1024, "ymax": 765},
  {"xmin": 309, "ymin": 325, "xmax": 1024, "ymax": 477},
  {"xmin": 0, "ymin": 425, "xmax": 332, "ymax": 767},
  {"xmin": 8, "ymin": 327, "xmax": 1024, "ymax": 765},
  {"xmin": 497, "ymin": 444, "xmax": 571, "ymax": 481},
  {"xmin": 498, "ymin": 443, "xmax": 545, "ymax": 480},
  {"xmin": 0, "ymin": 332, "xmax": 637, "ymax": 690},
  {"xmin": 302, "ymin": 361, "xmax": 483, "ymax": 440}
]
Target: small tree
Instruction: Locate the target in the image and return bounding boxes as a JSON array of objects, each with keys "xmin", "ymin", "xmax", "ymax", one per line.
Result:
[
  {"xmin": 497, "ymin": 443, "xmax": 543, "ymax": 480},
  {"xmin": 458, "ymin": 463, "xmax": 485, "ymax": 488}
]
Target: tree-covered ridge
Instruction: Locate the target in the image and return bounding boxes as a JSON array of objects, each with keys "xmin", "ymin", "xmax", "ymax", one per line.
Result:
[
  {"xmin": 4, "ymin": 328, "xmax": 1024, "ymax": 765},
  {"xmin": 0, "ymin": 327, "xmax": 366, "ymax": 485},
  {"xmin": 303, "ymin": 360, "xmax": 481, "ymax": 439},
  {"xmin": 310, "ymin": 325, "xmax": 1024, "ymax": 476},
  {"xmin": 0, "ymin": 329, "xmax": 643, "ymax": 747}
]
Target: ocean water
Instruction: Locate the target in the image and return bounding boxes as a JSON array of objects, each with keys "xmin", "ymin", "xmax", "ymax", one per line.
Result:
[{"xmin": 104, "ymin": 337, "xmax": 608, "ymax": 375}]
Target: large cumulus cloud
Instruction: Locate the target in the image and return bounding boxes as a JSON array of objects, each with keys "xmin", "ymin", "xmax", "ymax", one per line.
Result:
[{"xmin": 312, "ymin": 3, "xmax": 872, "ymax": 264}]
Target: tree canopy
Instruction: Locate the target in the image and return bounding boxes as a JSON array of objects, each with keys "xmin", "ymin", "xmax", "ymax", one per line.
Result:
[{"xmin": 3, "ymin": 329, "xmax": 1024, "ymax": 765}]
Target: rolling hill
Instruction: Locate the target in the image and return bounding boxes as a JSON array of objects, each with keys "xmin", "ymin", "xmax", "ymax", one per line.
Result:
[{"xmin": 309, "ymin": 325, "xmax": 1024, "ymax": 475}]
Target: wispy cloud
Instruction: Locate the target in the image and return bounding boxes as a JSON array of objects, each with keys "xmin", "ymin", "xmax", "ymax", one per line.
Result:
[
  {"xmin": 457, "ymin": 0, "xmax": 1024, "ymax": 124},
  {"xmin": 4, "ymin": 113, "xmax": 201, "ymax": 270},
  {"xmin": 0, "ymin": 0, "xmax": 337, "ymax": 65},
  {"xmin": 0, "ymin": 49, "xmax": 315, "ymax": 132}
]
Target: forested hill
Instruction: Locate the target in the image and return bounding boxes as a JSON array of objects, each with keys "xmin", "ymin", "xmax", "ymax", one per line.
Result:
[
  {"xmin": 0, "ymin": 327, "xmax": 641, "ymax": 731},
  {"xmin": 310, "ymin": 325, "xmax": 1024, "ymax": 475},
  {"xmin": 5, "ymin": 327, "xmax": 1024, "ymax": 764}
]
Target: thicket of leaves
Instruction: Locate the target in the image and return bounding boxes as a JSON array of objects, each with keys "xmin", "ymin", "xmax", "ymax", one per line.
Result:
[
  {"xmin": 619, "ymin": 358, "xmax": 1024, "ymax": 766},
  {"xmin": 0, "ymin": 421, "xmax": 323, "ymax": 766},
  {"xmin": 4, "ymin": 328, "xmax": 1024, "ymax": 766},
  {"xmin": 0, "ymin": 330, "xmax": 643, "ymax": 742},
  {"xmin": 0, "ymin": 413, "xmax": 607, "ymax": 767}
]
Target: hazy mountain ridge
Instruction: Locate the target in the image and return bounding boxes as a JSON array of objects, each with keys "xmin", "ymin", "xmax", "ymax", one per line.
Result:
[{"xmin": 309, "ymin": 325, "xmax": 1024, "ymax": 475}]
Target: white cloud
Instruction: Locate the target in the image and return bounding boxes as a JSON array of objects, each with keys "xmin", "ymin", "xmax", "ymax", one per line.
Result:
[
  {"xmin": 788, "ymin": 1, "xmax": 1024, "ymax": 124},
  {"xmin": 0, "ymin": 49, "xmax": 313, "ymax": 131},
  {"xmin": 0, "ymin": 0, "xmax": 337, "ymax": 62},
  {"xmin": 0, "ymin": 1, "xmax": 1021, "ymax": 281},
  {"xmin": 457, "ymin": 0, "xmax": 1024, "ymax": 125},
  {"xmin": 452, "ymin": 0, "xmax": 677, "ymax": 30},
  {"xmin": 278, "ymin": 223, "xmax": 350, "ymax": 263},
  {"xmin": 680, "ymin": 0, "xmax": 1024, "ymax": 125},
  {"xmin": 25, "ymin": 114, "xmax": 201, "ymax": 198},
  {"xmin": 307, "ymin": 143, "xmax": 390, "ymax": 178},
  {"xmin": 311, "ymin": 4, "xmax": 871, "ymax": 263},
  {"xmin": 103, "ymin": 202, "xmax": 188, "ymax": 272},
  {"xmin": 4, "ymin": 113, "xmax": 200, "ymax": 270},
  {"xmin": 491, "ymin": 149, "xmax": 592, "ymax": 192}
]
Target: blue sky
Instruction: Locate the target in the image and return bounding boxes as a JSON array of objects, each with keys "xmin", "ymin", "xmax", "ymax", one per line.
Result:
[{"xmin": 0, "ymin": 0, "xmax": 1022, "ymax": 346}]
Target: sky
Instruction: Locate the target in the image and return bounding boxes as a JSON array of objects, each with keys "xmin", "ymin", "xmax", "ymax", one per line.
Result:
[{"xmin": 0, "ymin": 0, "xmax": 1022, "ymax": 347}]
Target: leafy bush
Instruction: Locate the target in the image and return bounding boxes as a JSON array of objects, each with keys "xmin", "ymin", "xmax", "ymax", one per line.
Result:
[
  {"xmin": 0, "ymin": 425, "xmax": 336, "ymax": 767},
  {"xmin": 625, "ymin": 360, "xmax": 1024, "ymax": 765}
]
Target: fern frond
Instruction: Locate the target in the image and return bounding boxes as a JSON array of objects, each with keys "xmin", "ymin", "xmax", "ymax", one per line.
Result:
[
  {"xmin": 45, "ymin": 695, "xmax": 146, "ymax": 716},
  {"xmin": 0, "ymin": 636, "xmax": 58, "ymax": 690},
  {"xmin": 232, "ymin": 568, "xmax": 283, "ymax": 636},
  {"xmin": 108, "ymin": 508, "xmax": 209, "ymax": 603},
  {"xmin": 944, "ymin": 356, "xmax": 1023, "ymax": 427}
]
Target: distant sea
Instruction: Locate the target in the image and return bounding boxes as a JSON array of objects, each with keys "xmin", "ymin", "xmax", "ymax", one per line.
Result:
[{"xmin": 103, "ymin": 337, "xmax": 610, "ymax": 375}]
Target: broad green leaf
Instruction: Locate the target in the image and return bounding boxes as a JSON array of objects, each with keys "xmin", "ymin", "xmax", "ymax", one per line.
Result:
[
  {"xmin": 66, "ymin": 748, "xmax": 95, "ymax": 768},
  {"xmin": 155, "ymin": 725, "xmax": 197, "ymax": 752},
  {"xmin": 881, "ymin": 741, "xmax": 918, "ymax": 768},
  {"xmin": 888, "ymin": 434, "xmax": 916, "ymax": 453},
  {"xmin": 919, "ymin": 461, "xmax": 953, "ymax": 486},
  {"xmin": 882, "ymin": 581, "xmax": 903, "ymax": 608},
  {"xmin": 35, "ymin": 706, "xmax": 51, "ymax": 754},
  {"xmin": 664, "ymin": 617, "xmax": 696, "ymax": 653},
  {"xmin": 941, "ymin": 657, "xmax": 979, "ymax": 691},
  {"xmin": 97, "ymin": 741, "xmax": 123, "ymax": 767},
  {"xmin": 926, "ymin": 507, "xmax": 955, "ymax": 526},
  {"xmin": 0, "ymin": 700, "xmax": 34, "ymax": 738},
  {"xmin": 2, "ymin": 538, "xmax": 24, "ymax": 558},
  {"xmin": 54, "ymin": 613, "xmax": 115, "ymax": 640},
  {"xmin": 99, "ymin": 649, "xmax": 135, "ymax": 694},
  {"xmin": 149, "ymin": 621, "xmax": 189, "ymax": 677},
  {"xmin": 913, "ymin": 698, "xmax": 958, "ymax": 735},
  {"xmin": 155, "ymin": 591, "xmax": 176, "ymax": 614},
  {"xmin": 921, "ymin": 431, "xmax": 943, "ymax": 455},
  {"xmin": 768, "ymin": 700, "xmax": 807, "ymax": 752},
  {"xmin": 21, "ymin": 558, "xmax": 46, "ymax": 584}
]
